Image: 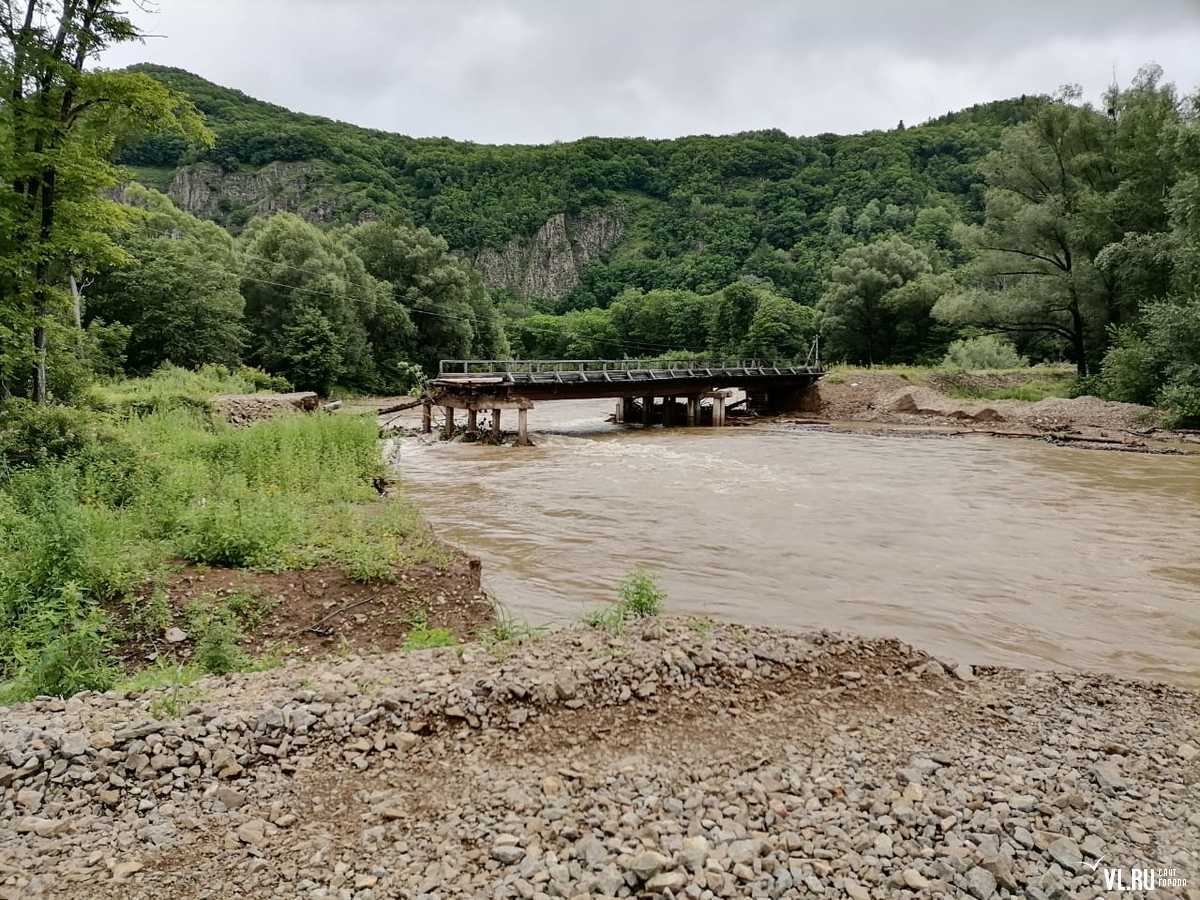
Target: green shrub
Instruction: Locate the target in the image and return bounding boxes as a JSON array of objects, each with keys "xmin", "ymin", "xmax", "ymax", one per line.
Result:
[
  {"xmin": 402, "ymin": 611, "xmax": 457, "ymax": 651},
  {"xmin": 3, "ymin": 613, "xmax": 118, "ymax": 701},
  {"xmin": 1098, "ymin": 326, "xmax": 1159, "ymax": 403},
  {"xmin": 1159, "ymin": 368, "xmax": 1200, "ymax": 428},
  {"xmin": 618, "ymin": 568, "xmax": 665, "ymax": 618},
  {"xmin": 583, "ymin": 602, "xmax": 628, "ymax": 634},
  {"xmin": 0, "ymin": 400, "xmax": 113, "ymax": 473},
  {"xmin": 942, "ymin": 335, "xmax": 1027, "ymax": 370},
  {"xmin": 236, "ymin": 365, "xmax": 292, "ymax": 392},
  {"xmin": 177, "ymin": 478, "xmax": 301, "ymax": 568},
  {"xmin": 189, "ymin": 604, "xmax": 245, "ymax": 675},
  {"xmin": 585, "ymin": 568, "xmax": 667, "ymax": 633}
]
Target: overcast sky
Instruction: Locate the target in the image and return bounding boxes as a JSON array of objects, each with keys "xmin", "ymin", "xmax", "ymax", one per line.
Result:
[{"xmin": 100, "ymin": 1, "xmax": 1200, "ymax": 145}]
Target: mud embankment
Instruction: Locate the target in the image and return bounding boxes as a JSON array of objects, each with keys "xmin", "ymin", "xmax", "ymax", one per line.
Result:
[{"xmin": 793, "ymin": 372, "xmax": 1198, "ymax": 453}]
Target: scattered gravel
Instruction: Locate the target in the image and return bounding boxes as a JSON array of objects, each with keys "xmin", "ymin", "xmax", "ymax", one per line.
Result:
[{"xmin": 2, "ymin": 619, "xmax": 1197, "ymax": 899}]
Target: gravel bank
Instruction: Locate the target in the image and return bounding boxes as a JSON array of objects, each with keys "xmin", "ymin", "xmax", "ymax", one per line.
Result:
[{"xmin": 2, "ymin": 619, "xmax": 1197, "ymax": 899}]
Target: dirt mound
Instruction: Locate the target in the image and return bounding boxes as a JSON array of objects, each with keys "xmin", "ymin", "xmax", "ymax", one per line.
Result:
[
  {"xmin": 813, "ymin": 374, "xmax": 1161, "ymax": 433},
  {"xmin": 211, "ymin": 392, "xmax": 319, "ymax": 425}
]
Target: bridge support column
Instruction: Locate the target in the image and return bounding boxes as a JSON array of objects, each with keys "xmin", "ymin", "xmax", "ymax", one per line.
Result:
[
  {"xmin": 643, "ymin": 396, "xmax": 654, "ymax": 426},
  {"xmin": 663, "ymin": 396, "xmax": 675, "ymax": 427},
  {"xmin": 686, "ymin": 396, "xmax": 698, "ymax": 427},
  {"xmin": 464, "ymin": 408, "xmax": 478, "ymax": 442},
  {"xmin": 516, "ymin": 408, "xmax": 531, "ymax": 446},
  {"xmin": 442, "ymin": 406, "xmax": 455, "ymax": 440},
  {"xmin": 491, "ymin": 409, "xmax": 501, "ymax": 441},
  {"xmin": 422, "ymin": 401, "xmax": 432, "ymax": 434},
  {"xmin": 705, "ymin": 391, "xmax": 729, "ymax": 427}
]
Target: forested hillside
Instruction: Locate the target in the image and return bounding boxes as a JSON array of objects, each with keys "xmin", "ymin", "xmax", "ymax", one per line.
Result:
[
  {"xmin": 4, "ymin": 51, "xmax": 1198, "ymax": 423},
  {"xmin": 118, "ymin": 65, "xmax": 1031, "ymax": 311}
]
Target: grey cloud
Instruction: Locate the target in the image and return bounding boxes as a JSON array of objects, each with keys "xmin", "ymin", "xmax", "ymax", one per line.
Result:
[{"xmin": 102, "ymin": 0, "xmax": 1200, "ymax": 143}]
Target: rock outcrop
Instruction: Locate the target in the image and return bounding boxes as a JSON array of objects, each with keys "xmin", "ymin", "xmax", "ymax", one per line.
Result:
[
  {"xmin": 474, "ymin": 207, "xmax": 625, "ymax": 300},
  {"xmin": 167, "ymin": 162, "xmax": 342, "ymax": 226}
]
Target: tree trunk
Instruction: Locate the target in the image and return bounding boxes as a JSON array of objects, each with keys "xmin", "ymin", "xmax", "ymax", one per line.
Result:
[
  {"xmin": 69, "ymin": 272, "xmax": 82, "ymax": 330},
  {"xmin": 32, "ymin": 311, "xmax": 47, "ymax": 403},
  {"xmin": 1069, "ymin": 299, "xmax": 1088, "ymax": 377}
]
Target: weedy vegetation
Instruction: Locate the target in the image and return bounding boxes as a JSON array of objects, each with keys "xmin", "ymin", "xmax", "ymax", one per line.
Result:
[{"xmin": 0, "ymin": 368, "xmax": 441, "ymax": 703}]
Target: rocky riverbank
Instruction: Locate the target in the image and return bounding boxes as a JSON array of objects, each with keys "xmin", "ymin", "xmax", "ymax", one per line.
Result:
[{"xmin": 2, "ymin": 618, "xmax": 1197, "ymax": 899}]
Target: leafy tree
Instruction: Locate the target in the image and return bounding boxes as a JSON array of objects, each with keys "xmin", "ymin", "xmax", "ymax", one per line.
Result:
[
  {"xmin": 820, "ymin": 237, "xmax": 935, "ymax": 363},
  {"xmin": 238, "ymin": 213, "xmax": 386, "ymax": 391},
  {"xmin": 277, "ymin": 307, "xmax": 345, "ymax": 394},
  {"xmin": 741, "ymin": 293, "xmax": 820, "ymax": 360},
  {"xmin": 343, "ymin": 218, "xmax": 507, "ymax": 373},
  {"xmin": 0, "ymin": 2, "xmax": 208, "ymax": 401},
  {"xmin": 936, "ymin": 76, "xmax": 1184, "ymax": 374},
  {"xmin": 86, "ymin": 186, "xmax": 245, "ymax": 372}
]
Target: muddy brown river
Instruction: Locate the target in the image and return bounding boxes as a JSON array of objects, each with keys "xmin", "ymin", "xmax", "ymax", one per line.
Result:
[{"xmin": 392, "ymin": 399, "xmax": 1200, "ymax": 686}]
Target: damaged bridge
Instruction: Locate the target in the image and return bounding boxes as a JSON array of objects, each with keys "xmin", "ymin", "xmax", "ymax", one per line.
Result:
[{"xmin": 426, "ymin": 358, "xmax": 825, "ymax": 445}]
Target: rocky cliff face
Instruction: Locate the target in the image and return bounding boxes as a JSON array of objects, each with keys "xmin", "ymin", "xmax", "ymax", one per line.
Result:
[
  {"xmin": 165, "ymin": 163, "xmax": 624, "ymax": 300},
  {"xmin": 167, "ymin": 162, "xmax": 341, "ymax": 226},
  {"xmin": 474, "ymin": 207, "xmax": 625, "ymax": 300}
]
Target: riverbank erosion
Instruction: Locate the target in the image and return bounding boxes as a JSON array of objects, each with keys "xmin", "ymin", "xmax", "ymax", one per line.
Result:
[
  {"xmin": 793, "ymin": 370, "xmax": 1198, "ymax": 453},
  {"xmin": 2, "ymin": 620, "xmax": 1196, "ymax": 899}
]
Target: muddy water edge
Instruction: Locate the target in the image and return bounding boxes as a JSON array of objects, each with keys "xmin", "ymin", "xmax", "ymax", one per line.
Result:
[{"xmin": 389, "ymin": 398, "xmax": 1200, "ymax": 687}]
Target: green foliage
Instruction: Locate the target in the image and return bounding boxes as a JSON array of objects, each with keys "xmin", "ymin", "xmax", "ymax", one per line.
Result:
[
  {"xmin": 0, "ymin": 400, "xmax": 116, "ymax": 473},
  {"xmin": 1100, "ymin": 297, "xmax": 1200, "ymax": 426},
  {"xmin": 177, "ymin": 478, "xmax": 301, "ymax": 568},
  {"xmin": 86, "ymin": 184, "xmax": 247, "ymax": 373},
  {"xmin": 618, "ymin": 568, "xmax": 666, "ymax": 618},
  {"xmin": 0, "ymin": 13, "xmax": 210, "ymax": 403},
  {"xmin": 343, "ymin": 219, "xmax": 507, "ymax": 374},
  {"xmin": 123, "ymin": 66, "xmax": 1025, "ymax": 269},
  {"xmin": 0, "ymin": 613, "xmax": 118, "ymax": 703},
  {"xmin": 187, "ymin": 603, "xmax": 245, "ymax": 676},
  {"xmin": 821, "ymin": 237, "xmax": 947, "ymax": 363},
  {"xmin": 0, "ymin": 393, "xmax": 438, "ymax": 702},
  {"xmin": 86, "ymin": 363, "xmax": 268, "ymax": 415},
  {"xmin": 402, "ymin": 611, "xmax": 457, "ymax": 651},
  {"xmin": 942, "ymin": 335, "xmax": 1027, "ymax": 370},
  {"xmin": 585, "ymin": 568, "xmax": 667, "ymax": 633}
]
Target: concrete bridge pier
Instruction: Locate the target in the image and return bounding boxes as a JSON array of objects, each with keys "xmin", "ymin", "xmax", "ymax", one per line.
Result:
[
  {"xmin": 422, "ymin": 400, "xmax": 432, "ymax": 434},
  {"xmin": 642, "ymin": 396, "xmax": 654, "ymax": 426},
  {"xmin": 516, "ymin": 408, "xmax": 531, "ymax": 446},
  {"xmin": 464, "ymin": 408, "xmax": 479, "ymax": 442},
  {"xmin": 442, "ymin": 406, "xmax": 455, "ymax": 440},
  {"xmin": 705, "ymin": 390, "xmax": 730, "ymax": 427},
  {"xmin": 491, "ymin": 409, "xmax": 502, "ymax": 441}
]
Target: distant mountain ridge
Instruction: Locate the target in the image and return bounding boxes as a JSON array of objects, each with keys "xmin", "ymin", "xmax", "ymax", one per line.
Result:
[{"xmin": 119, "ymin": 64, "xmax": 1045, "ymax": 303}]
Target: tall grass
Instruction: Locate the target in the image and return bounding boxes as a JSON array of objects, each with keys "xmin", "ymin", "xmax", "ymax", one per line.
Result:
[{"xmin": 0, "ymin": 369, "xmax": 438, "ymax": 702}]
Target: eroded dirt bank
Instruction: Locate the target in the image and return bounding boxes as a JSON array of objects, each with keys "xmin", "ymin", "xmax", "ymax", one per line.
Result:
[
  {"xmin": 2, "ymin": 619, "xmax": 1197, "ymax": 899},
  {"xmin": 787, "ymin": 372, "xmax": 1197, "ymax": 453}
]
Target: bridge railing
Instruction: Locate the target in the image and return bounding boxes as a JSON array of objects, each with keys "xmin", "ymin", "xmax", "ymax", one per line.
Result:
[
  {"xmin": 440, "ymin": 337, "xmax": 822, "ymax": 376},
  {"xmin": 438, "ymin": 358, "xmax": 795, "ymax": 376}
]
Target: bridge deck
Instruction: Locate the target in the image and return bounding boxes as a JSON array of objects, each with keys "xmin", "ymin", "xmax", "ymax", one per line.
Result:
[
  {"xmin": 433, "ymin": 359, "xmax": 822, "ymax": 394},
  {"xmin": 425, "ymin": 359, "xmax": 824, "ymax": 441}
]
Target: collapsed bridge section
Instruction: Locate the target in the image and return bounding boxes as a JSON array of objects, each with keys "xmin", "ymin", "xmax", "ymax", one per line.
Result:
[{"xmin": 426, "ymin": 359, "xmax": 825, "ymax": 445}]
